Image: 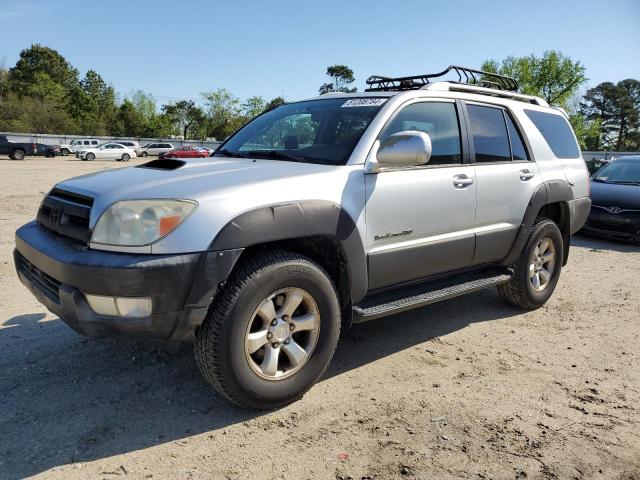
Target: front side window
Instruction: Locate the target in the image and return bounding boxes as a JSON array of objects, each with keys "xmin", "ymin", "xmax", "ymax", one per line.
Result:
[
  {"xmin": 467, "ymin": 104, "xmax": 511, "ymax": 163},
  {"xmin": 217, "ymin": 98, "xmax": 385, "ymax": 165},
  {"xmin": 525, "ymin": 109, "xmax": 580, "ymax": 159},
  {"xmin": 379, "ymin": 102, "xmax": 462, "ymax": 165}
]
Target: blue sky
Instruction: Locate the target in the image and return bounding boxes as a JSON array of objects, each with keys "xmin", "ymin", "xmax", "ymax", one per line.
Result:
[{"xmin": 1, "ymin": 0, "xmax": 638, "ymax": 106}]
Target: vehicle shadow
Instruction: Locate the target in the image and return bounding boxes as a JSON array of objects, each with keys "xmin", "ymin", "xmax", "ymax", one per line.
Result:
[
  {"xmin": 0, "ymin": 289, "xmax": 518, "ymax": 479},
  {"xmin": 571, "ymin": 233, "xmax": 640, "ymax": 253}
]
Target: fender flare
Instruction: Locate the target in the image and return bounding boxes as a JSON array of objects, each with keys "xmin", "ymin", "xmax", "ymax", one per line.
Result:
[
  {"xmin": 209, "ymin": 200, "xmax": 368, "ymax": 302},
  {"xmin": 501, "ymin": 179, "xmax": 574, "ymax": 266}
]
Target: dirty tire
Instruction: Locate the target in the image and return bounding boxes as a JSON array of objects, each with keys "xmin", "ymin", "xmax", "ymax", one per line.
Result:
[
  {"xmin": 498, "ymin": 219, "xmax": 563, "ymax": 310},
  {"xmin": 194, "ymin": 249, "xmax": 341, "ymax": 410},
  {"xmin": 12, "ymin": 150, "xmax": 25, "ymax": 160}
]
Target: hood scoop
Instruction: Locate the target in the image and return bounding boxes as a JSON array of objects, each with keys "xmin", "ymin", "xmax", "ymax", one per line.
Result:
[{"xmin": 136, "ymin": 159, "xmax": 186, "ymax": 171}]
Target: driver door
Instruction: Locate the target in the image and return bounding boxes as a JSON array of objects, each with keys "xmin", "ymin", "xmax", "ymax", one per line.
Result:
[{"xmin": 364, "ymin": 100, "xmax": 477, "ymax": 291}]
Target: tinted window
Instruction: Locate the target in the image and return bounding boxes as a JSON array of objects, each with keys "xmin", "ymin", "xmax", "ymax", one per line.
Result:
[
  {"xmin": 91, "ymin": 141, "xmax": 98, "ymax": 145},
  {"xmin": 380, "ymin": 102, "xmax": 462, "ymax": 165},
  {"xmin": 525, "ymin": 110, "xmax": 580, "ymax": 159},
  {"xmin": 467, "ymin": 104, "xmax": 511, "ymax": 162},
  {"xmin": 505, "ymin": 113, "xmax": 529, "ymax": 160}
]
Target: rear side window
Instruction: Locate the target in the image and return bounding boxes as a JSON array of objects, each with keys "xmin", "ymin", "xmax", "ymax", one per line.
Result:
[
  {"xmin": 380, "ymin": 102, "xmax": 462, "ymax": 165},
  {"xmin": 524, "ymin": 110, "xmax": 580, "ymax": 159},
  {"xmin": 467, "ymin": 104, "xmax": 510, "ymax": 162},
  {"xmin": 505, "ymin": 114, "xmax": 529, "ymax": 160}
]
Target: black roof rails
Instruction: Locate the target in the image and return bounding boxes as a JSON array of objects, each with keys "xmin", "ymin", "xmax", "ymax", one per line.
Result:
[{"xmin": 365, "ymin": 65, "xmax": 518, "ymax": 93}]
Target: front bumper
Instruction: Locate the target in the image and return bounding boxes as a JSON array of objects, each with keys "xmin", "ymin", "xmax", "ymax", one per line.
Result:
[
  {"xmin": 581, "ymin": 209, "xmax": 640, "ymax": 243},
  {"xmin": 14, "ymin": 221, "xmax": 242, "ymax": 340}
]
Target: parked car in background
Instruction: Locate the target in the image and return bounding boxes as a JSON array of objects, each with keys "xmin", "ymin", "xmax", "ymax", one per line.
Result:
[
  {"xmin": 77, "ymin": 143, "xmax": 137, "ymax": 162},
  {"xmin": 59, "ymin": 139, "xmax": 101, "ymax": 156},
  {"xmin": 582, "ymin": 155, "xmax": 640, "ymax": 244},
  {"xmin": 140, "ymin": 142, "xmax": 174, "ymax": 157},
  {"xmin": 0, "ymin": 135, "xmax": 60, "ymax": 159},
  {"xmin": 159, "ymin": 145, "xmax": 209, "ymax": 159},
  {"xmin": 117, "ymin": 141, "xmax": 142, "ymax": 156}
]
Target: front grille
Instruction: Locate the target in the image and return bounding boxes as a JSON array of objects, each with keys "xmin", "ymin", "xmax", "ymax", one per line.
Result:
[
  {"xmin": 15, "ymin": 251, "xmax": 62, "ymax": 304},
  {"xmin": 37, "ymin": 188, "xmax": 94, "ymax": 245}
]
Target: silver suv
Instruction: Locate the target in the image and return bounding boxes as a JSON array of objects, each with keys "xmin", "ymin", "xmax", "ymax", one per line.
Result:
[{"xmin": 14, "ymin": 66, "xmax": 591, "ymax": 409}]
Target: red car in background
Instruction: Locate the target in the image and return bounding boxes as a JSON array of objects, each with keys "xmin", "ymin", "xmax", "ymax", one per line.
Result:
[{"xmin": 158, "ymin": 146, "xmax": 210, "ymax": 159}]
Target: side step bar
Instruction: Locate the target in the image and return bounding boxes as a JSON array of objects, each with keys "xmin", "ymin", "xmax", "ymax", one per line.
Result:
[{"xmin": 352, "ymin": 269, "xmax": 512, "ymax": 323}]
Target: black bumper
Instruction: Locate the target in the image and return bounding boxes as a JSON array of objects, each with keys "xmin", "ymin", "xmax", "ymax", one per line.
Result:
[{"xmin": 14, "ymin": 221, "xmax": 242, "ymax": 340}]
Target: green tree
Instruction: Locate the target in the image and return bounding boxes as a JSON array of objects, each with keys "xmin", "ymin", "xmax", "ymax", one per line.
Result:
[
  {"xmin": 481, "ymin": 51, "xmax": 586, "ymax": 108},
  {"xmin": 9, "ymin": 44, "xmax": 79, "ymax": 97},
  {"xmin": 242, "ymin": 96, "xmax": 266, "ymax": 119},
  {"xmin": 265, "ymin": 96, "xmax": 286, "ymax": 111},
  {"xmin": 162, "ymin": 100, "xmax": 206, "ymax": 139},
  {"xmin": 581, "ymin": 79, "xmax": 640, "ymax": 151},
  {"xmin": 319, "ymin": 65, "xmax": 357, "ymax": 94},
  {"xmin": 201, "ymin": 89, "xmax": 242, "ymax": 140}
]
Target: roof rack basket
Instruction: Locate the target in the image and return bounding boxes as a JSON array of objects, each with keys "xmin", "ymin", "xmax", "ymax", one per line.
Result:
[{"xmin": 365, "ymin": 65, "xmax": 518, "ymax": 93}]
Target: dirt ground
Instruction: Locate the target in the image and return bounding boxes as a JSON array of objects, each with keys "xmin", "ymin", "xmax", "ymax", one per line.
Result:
[{"xmin": 0, "ymin": 155, "xmax": 639, "ymax": 480}]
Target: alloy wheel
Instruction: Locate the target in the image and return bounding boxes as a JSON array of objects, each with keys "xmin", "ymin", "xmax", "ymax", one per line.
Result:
[
  {"xmin": 529, "ymin": 237, "xmax": 556, "ymax": 292},
  {"xmin": 244, "ymin": 287, "xmax": 320, "ymax": 380}
]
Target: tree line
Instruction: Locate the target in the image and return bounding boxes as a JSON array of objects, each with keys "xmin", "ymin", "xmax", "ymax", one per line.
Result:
[
  {"xmin": 1, "ymin": 45, "xmax": 638, "ymax": 150},
  {"xmin": 0, "ymin": 45, "xmax": 284, "ymax": 140}
]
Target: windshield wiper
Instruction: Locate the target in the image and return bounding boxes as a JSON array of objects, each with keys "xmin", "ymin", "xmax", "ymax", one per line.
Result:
[
  {"xmin": 244, "ymin": 150, "xmax": 307, "ymax": 163},
  {"xmin": 214, "ymin": 149, "xmax": 248, "ymax": 158}
]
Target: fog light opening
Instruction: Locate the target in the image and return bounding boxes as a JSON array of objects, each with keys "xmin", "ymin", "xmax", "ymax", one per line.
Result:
[{"xmin": 85, "ymin": 294, "xmax": 152, "ymax": 318}]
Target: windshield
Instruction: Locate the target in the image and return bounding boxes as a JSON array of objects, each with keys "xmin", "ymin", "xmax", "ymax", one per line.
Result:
[
  {"xmin": 593, "ymin": 160, "xmax": 640, "ymax": 185},
  {"xmin": 215, "ymin": 97, "xmax": 387, "ymax": 165}
]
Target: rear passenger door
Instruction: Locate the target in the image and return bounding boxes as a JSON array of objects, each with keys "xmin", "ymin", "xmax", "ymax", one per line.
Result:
[
  {"xmin": 364, "ymin": 99, "xmax": 477, "ymax": 290},
  {"xmin": 464, "ymin": 102, "xmax": 540, "ymax": 265}
]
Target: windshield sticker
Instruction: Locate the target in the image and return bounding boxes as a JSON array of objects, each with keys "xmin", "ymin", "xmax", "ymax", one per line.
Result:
[{"xmin": 341, "ymin": 98, "xmax": 388, "ymax": 108}]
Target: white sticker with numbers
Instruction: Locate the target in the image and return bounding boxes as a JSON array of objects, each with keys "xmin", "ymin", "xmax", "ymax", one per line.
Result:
[{"xmin": 341, "ymin": 98, "xmax": 387, "ymax": 108}]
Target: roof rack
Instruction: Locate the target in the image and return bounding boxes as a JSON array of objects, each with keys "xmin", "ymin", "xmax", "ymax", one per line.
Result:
[{"xmin": 365, "ymin": 65, "xmax": 518, "ymax": 93}]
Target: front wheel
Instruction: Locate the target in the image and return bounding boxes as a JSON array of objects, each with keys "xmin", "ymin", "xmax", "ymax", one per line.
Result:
[
  {"xmin": 498, "ymin": 219, "xmax": 563, "ymax": 310},
  {"xmin": 61, "ymin": 148, "xmax": 70, "ymax": 156},
  {"xmin": 141, "ymin": 151, "xmax": 148, "ymax": 157},
  {"xmin": 194, "ymin": 250, "xmax": 341, "ymax": 410},
  {"xmin": 12, "ymin": 150, "xmax": 25, "ymax": 161},
  {"xmin": 85, "ymin": 153, "xmax": 95, "ymax": 161}
]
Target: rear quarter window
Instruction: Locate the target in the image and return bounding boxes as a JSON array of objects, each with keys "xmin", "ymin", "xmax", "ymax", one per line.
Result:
[{"xmin": 525, "ymin": 110, "xmax": 580, "ymax": 159}]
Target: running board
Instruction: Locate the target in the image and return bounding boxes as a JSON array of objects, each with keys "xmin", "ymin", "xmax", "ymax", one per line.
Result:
[{"xmin": 352, "ymin": 269, "xmax": 512, "ymax": 323}]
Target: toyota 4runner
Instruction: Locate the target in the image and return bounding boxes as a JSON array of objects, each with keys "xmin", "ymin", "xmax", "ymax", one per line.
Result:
[{"xmin": 14, "ymin": 66, "xmax": 591, "ymax": 409}]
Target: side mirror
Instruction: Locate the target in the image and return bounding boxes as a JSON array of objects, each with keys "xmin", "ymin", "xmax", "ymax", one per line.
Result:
[{"xmin": 371, "ymin": 131, "xmax": 432, "ymax": 172}]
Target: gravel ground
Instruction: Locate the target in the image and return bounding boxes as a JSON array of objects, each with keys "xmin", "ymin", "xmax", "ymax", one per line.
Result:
[{"xmin": 0, "ymin": 156, "xmax": 639, "ymax": 480}]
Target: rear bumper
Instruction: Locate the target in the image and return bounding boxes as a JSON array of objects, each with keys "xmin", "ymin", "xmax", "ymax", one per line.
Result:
[
  {"xmin": 14, "ymin": 221, "xmax": 242, "ymax": 340},
  {"xmin": 568, "ymin": 197, "xmax": 592, "ymax": 234}
]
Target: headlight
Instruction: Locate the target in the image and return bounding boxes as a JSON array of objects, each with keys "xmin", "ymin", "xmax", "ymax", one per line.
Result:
[{"xmin": 91, "ymin": 199, "xmax": 197, "ymax": 246}]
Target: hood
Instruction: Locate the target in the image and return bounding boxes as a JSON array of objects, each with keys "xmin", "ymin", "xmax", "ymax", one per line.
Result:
[{"xmin": 590, "ymin": 180, "xmax": 640, "ymax": 210}]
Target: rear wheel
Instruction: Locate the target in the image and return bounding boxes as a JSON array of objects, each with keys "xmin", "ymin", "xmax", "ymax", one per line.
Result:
[
  {"xmin": 194, "ymin": 250, "xmax": 341, "ymax": 410},
  {"xmin": 498, "ymin": 219, "xmax": 563, "ymax": 310},
  {"xmin": 121, "ymin": 153, "xmax": 130, "ymax": 162},
  {"xmin": 12, "ymin": 150, "xmax": 25, "ymax": 161}
]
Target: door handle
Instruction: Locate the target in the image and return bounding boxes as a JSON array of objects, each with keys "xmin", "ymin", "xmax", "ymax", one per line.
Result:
[
  {"xmin": 519, "ymin": 169, "xmax": 536, "ymax": 181},
  {"xmin": 453, "ymin": 174, "xmax": 475, "ymax": 188}
]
